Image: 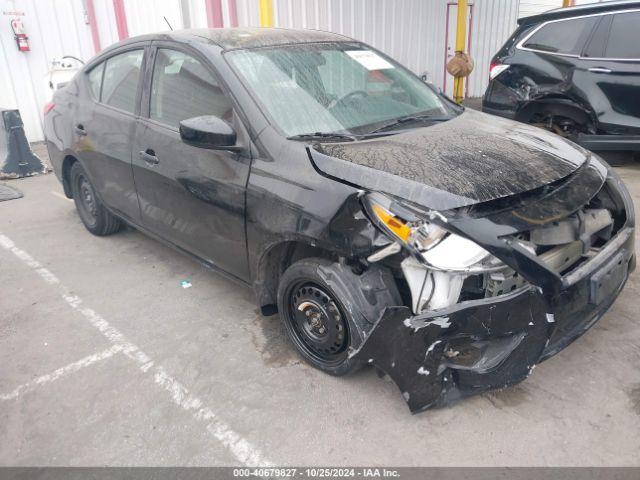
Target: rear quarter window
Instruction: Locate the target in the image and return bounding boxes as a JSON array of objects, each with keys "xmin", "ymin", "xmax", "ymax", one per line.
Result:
[
  {"xmin": 522, "ymin": 16, "xmax": 598, "ymax": 55},
  {"xmin": 87, "ymin": 62, "xmax": 104, "ymax": 100}
]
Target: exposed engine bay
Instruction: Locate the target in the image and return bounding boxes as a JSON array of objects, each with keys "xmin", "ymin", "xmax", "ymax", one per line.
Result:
[
  {"xmin": 365, "ymin": 198, "xmax": 617, "ymax": 316},
  {"xmin": 343, "ymin": 158, "xmax": 635, "ymax": 412}
]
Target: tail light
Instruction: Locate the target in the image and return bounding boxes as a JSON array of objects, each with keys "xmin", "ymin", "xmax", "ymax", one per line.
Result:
[
  {"xmin": 489, "ymin": 62, "xmax": 510, "ymax": 81},
  {"xmin": 43, "ymin": 102, "xmax": 55, "ymax": 116},
  {"xmin": 43, "ymin": 101, "xmax": 55, "ymax": 116}
]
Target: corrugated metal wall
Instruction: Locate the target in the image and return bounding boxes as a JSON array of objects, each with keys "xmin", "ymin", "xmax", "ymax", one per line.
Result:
[
  {"xmin": 519, "ymin": 0, "xmax": 608, "ymax": 18},
  {"xmin": 273, "ymin": 0, "xmax": 450, "ymax": 85},
  {"xmin": 237, "ymin": 0, "xmax": 260, "ymax": 26},
  {"xmin": 519, "ymin": 0, "xmax": 563, "ymax": 18},
  {"xmin": 0, "ymin": 0, "xmax": 95, "ymax": 141},
  {"xmin": 93, "ymin": 0, "xmax": 119, "ymax": 47},
  {"xmin": 469, "ymin": 0, "xmax": 519, "ymax": 96},
  {"xmin": 125, "ymin": 0, "xmax": 183, "ymax": 35},
  {"xmin": 278, "ymin": 0, "xmax": 518, "ymax": 98},
  {"xmin": 1, "ymin": 0, "xmax": 519, "ymax": 142}
]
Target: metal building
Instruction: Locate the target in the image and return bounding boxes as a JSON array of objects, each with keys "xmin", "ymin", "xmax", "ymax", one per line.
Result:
[{"xmin": 0, "ymin": 0, "xmax": 601, "ymax": 143}]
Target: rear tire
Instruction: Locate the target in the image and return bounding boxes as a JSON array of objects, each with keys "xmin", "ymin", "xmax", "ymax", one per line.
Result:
[
  {"xmin": 69, "ymin": 162, "xmax": 122, "ymax": 236},
  {"xmin": 277, "ymin": 258, "xmax": 363, "ymax": 376},
  {"xmin": 523, "ymin": 103, "xmax": 594, "ymax": 140}
]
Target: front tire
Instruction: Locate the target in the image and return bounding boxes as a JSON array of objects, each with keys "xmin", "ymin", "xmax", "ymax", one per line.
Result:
[
  {"xmin": 69, "ymin": 162, "xmax": 122, "ymax": 236},
  {"xmin": 277, "ymin": 258, "xmax": 362, "ymax": 376}
]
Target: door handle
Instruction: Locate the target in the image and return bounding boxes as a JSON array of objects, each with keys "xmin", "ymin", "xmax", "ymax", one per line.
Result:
[
  {"xmin": 139, "ymin": 149, "xmax": 159, "ymax": 165},
  {"xmin": 74, "ymin": 124, "xmax": 87, "ymax": 136},
  {"xmin": 588, "ymin": 67, "xmax": 612, "ymax": 74}
]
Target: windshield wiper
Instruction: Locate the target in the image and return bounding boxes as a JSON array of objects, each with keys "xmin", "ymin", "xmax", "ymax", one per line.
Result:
[
  {"xmin": 365, "ymin": 114, "xmax": 452, "ymax": 135},
  {"xmin": 287, "ymin": 132, "xmax": 359, "ymax": 142}
]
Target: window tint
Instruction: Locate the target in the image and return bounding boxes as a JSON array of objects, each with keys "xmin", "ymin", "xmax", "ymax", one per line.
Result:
[
  {"xmin": 150, "ymin": 49, "xmax": 232, "ymax": 128},
  {"xmin": 605, "ymin": 12, "xmax": 640, "ymax": 59},
  {"xmin": 88, "ymin": 62, "xmax": 104, "ymax": 99},
  {"xmin": 583, "ymin": 15, "xmax": 610, "ymax": 58},
  {"xmin": 101, "ymin": 50, "xmax": 143, "ymax": 113},
  {"xmin": 523, "ymin": 17, "xmax": 598, "ymax": 54}
]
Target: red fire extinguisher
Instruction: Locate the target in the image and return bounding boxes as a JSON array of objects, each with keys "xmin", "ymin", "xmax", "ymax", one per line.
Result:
[{"xmin": 10, "ymin": 18, "xmax": 30, "ymax": 52}]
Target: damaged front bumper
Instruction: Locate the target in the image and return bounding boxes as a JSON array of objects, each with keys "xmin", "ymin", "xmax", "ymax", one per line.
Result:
[{"xmin": 352, "ymin": 226, "xmax": 635, "ymax": 413}]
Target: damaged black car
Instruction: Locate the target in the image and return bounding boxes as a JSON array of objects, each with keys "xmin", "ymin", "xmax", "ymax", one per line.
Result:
[{"xmin": 44, "ymin": 28, "xmax": 635, "ymax": 413}]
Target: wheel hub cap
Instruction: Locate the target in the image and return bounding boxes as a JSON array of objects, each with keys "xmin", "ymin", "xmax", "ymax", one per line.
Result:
[
  {"xmin": 290, "ymin": 284, "xmax": 347, "ymax": 359},
  {"xmin": 79, "ymin": 176, "xmax": 97, "ymax": 218}
]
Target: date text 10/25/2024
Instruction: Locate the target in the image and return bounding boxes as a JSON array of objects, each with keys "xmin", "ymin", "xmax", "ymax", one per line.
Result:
[{"xmin": 232, "ymin": 468, "xmax": 401, "ymax": 478}]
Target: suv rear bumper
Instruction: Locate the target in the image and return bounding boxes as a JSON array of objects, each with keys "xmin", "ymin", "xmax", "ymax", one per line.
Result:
[{"xmin": 351, "ymin": 227, "xmax": 635, "ymax": 413}]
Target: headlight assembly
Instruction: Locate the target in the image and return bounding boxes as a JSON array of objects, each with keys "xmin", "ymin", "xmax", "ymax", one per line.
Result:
[
  {"xmin": 364, "ymin": 192, "xmax": 447, "ymax": 252},
  {"xmin": 363, "ymin": 192, "xmax": 504, "ymax": 273}
]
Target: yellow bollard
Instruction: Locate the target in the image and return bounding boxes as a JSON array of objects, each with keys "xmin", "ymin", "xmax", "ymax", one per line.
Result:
[
  {"xmin": 259, "ymin": 0, "xmax": 274, "ymax": 27},
  {"xmin": 453, "ymin": 0, "xmax": 468, "ymax": 104}
]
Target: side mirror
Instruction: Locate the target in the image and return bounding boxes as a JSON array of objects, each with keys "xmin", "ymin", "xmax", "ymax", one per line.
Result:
[{"xmin": 179, "ymin": 115, "xmax": 241, "ymax": 151}]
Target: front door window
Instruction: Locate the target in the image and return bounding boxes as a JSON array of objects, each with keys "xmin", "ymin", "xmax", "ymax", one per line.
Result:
[{"xmin": 150, "ymin": 49, "xmax": 233, "ymax": 128}]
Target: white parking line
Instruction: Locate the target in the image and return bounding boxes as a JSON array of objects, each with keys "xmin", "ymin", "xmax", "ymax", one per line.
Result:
[
  {"xmin": 0, "ymin": 233, "xmax": 271, "ymax": 467},
  {"xmin": 0, "ymin": 235, "xmax": 60, "ymax": 285},
  {"xmin": 0, "ymin": 345, "xmax": 123, "ymax": 401}
]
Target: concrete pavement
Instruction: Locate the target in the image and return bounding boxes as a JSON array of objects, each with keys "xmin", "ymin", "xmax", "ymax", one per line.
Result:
[{"xmin": 1, "ymin": 158, "xmax": 639, "ymax": 466}]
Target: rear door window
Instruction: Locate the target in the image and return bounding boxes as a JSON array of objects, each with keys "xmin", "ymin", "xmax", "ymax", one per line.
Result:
[
  {"xmin": 101, "ymin": 49, "xmax": 144, "ymax": 114},
  {"xmin": 582, "ymin": 15, "xmax": 611, "ymax": 58},
  {"xmin": 523, "ymin": 16, "xmax": 598, "ymax": 55},
  {"xmin": 604, "ymin": 12, "xmax": 640, "ymax": 59},
  {"xmin": 149, "ymin": 49, "xmax": 232, "ymax": 129}
]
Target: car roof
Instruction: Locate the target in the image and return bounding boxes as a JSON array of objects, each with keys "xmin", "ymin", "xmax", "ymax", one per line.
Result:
[
  {"xmin": 518, "ymin": 0, "xmax": 640, "ymax": 26},
  {"xmin": 110, "ymin": 27, "xmax": 353, "ymax": 51}
]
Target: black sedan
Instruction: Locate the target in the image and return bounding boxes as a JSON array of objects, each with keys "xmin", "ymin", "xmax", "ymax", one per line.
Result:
[{"xmin": 44, "ymin": 28, "xmax": 635, "ymax": 412}]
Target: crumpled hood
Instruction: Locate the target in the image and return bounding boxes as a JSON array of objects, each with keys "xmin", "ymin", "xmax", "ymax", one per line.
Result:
[{"xmin": 309, "ymin": 109, "xmax": 590, "ymax": 211}]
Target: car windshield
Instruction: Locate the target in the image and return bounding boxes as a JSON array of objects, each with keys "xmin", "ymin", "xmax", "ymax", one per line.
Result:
[{"xmin": 227, "ymin": 43, "xmax": 457, "ymax": 138}]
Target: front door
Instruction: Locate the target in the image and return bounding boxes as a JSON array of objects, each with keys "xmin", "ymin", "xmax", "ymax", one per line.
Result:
[{"xmin": 131, "ymin": 46, "xmax": 251, "ymax": 280}]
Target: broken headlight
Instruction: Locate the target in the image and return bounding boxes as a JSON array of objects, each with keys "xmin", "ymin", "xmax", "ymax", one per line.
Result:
[
  {"xmin": 364, "ymin": 192, "xmax": 446, "ymax": 251},
  {"xmin": 363, "ymin": 192, "xmax": 503, "ymax": 273}
]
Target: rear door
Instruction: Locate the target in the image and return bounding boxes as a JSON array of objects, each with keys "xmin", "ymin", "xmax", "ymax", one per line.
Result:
[
  {"xmin": 75, "ymin": 46, "xmax": 146, "ymax": 223},
  {"xmin": 518, "ymin": 14, "xmax": 599, "ymax": 104},
  {"xmin": 131, "ymin": 44, "xmax": 251, "ymax": 280},
  {"xmin": 579, "ymin": 10, "xmax": 640, "ymax": 135}
]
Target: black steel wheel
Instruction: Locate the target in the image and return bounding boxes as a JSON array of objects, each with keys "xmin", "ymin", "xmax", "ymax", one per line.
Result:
[
  {"xmin": 69, "ymin": 161, "xmax": 122, "ymax": 236},
  {"xmin": 75, "ymin": 171, "xmax": 98, "ymax": 228},
  {"xmin": 288, "ymin": 282, "xmax": 349, "ymax": 365},
  {"xmin": 277, "ymin": 258, "xmax": 363, "ymax": 376}
]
